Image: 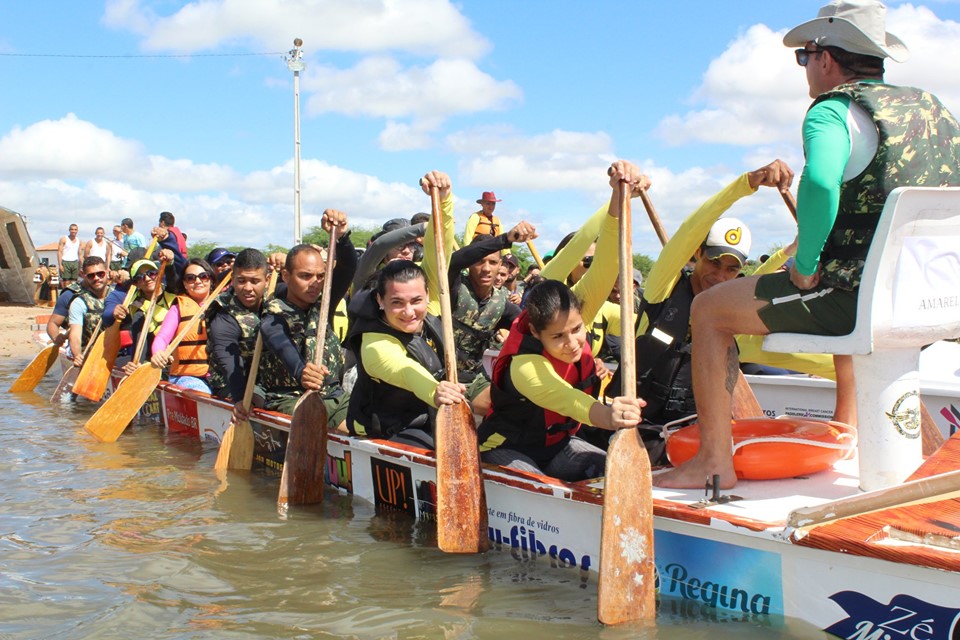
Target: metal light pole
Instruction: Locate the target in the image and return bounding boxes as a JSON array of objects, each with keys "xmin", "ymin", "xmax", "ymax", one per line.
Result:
[{"xmin": 286, "ymin": 38, "xmax": 305, "ymax": 245}]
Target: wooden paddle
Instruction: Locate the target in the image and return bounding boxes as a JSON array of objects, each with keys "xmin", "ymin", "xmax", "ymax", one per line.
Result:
[
  {"xmin": 84, "ymin": 272, "xmax": 232, "ymax": 443},
  {"xmin": 428, "ymin": 182, "xmax": 488, "ymax": 554},
  {"xmin": 278, "ymin": 233, "xmax": 337, "ymax": 507},
  {"xmin": 637, "ymin": 186, "xmax": 763, "ymax": 419},
  {"xmin": 73, "ymin": 236, "xmax": 160, "ymax": 401},
  {"xmin": 214, "ymin": 269, "xmax": 279, "ymax": 472},
  {"xmin": 50, "ymin": 318, "xmax": 104, "ymax": 403},
  {"xmin": 598, "ymin": 178, "xmax": 656, "ymax": 625},
  {"xmin": 787, "ymin": 468, "xmax": 960, "ymax": 535},
  {"xmin": 9, "ymin": 341, "xmax": 63, "ymax": 392},
  {"xmin": 526, "ymin": 240, "xmax": 545, "ymax": 270},
  {"xmin": 129, "ymin": 258, "xmax": 171, "ymax": 367},
  {"xmin": 779, "ymin": 188, "xmax": 945, "ymax": 455}
]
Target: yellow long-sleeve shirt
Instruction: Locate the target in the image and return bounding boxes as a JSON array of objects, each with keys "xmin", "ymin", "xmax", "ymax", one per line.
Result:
[{"xmin": 507, "ymin": 212, "xmax": 620, "ymax": 427}]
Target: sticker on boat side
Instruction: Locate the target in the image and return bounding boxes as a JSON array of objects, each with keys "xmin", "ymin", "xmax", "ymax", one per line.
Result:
[
  {"xmin": 370, "ymin": 458, "xmax": 415, "ymax": 517},
  {"xmin": 825, "ymin": 592, "xmax": 960, "ymax": 640},
  {"xmin": 655, "ymin": 531, "xmax": 783, "ymax": 616},
  {"xmin": 886, "ymin": 390, "xmax": 921, "ymax": 439}
]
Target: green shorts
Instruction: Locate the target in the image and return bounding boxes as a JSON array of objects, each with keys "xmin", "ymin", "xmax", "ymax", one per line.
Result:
[
  {"xmin": 60, "ymin": 260, "xmax": 79, "ymax": 281},
  {"xmin": 464, "ymin": 375, "xmax": 490, "ymax": 402},
  {"xmin": 755, "ymin": 271, "xmax": 858, "ymax": 336}
]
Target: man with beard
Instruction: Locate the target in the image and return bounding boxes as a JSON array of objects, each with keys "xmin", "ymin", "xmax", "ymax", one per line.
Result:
[{"xmin": 66, "ymin": 257, "xmax": 113, "ymax": 366}]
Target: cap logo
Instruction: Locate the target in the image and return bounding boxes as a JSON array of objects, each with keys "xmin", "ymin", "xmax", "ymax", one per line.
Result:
[{"xmin": 724, "ymin": 227, "xmax": 743, "ymax": 246}]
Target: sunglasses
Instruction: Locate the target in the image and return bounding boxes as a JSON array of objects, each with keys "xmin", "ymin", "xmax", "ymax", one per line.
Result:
[
  {"xmin": 795, "ymin": 47, "xmax": 825, "ymax": 67},
  {"xmin": 215, "ymin": 258, "xmax": 235, "ymax": 267},
  {"xmin": 85, "ymin": 271, "xmax": 107, "ymax": 280},
  {"xmin": 581, "ymin": 256, "xmax": 594, "ymax": 268},
  {"xmin": 183, "ymin": 272, "xmax": 212, "ymax": 283},
  {"xmin": 133, "ymin": 269, "xmax": 159, "ymax": 283}
]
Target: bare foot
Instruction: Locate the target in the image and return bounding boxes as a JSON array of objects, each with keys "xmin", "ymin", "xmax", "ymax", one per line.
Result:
[{"xmin": 652, "ymin": 453, "xmax": 737, "ymax": 489}]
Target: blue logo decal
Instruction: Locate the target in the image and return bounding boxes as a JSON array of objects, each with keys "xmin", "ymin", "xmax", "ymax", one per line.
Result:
[{"xmin": 826, "ymin": 592, "xmax": 960, "ymax": 640}]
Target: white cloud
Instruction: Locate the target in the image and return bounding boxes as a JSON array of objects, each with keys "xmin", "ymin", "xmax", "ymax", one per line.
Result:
[
  {"xmin": 0, "ymin": 114, "xmax": 146, "ymax": 177},
  {"xmin": 304, "ymin": 57, "xmax": 521, "ymax": 120},
  {"xmin": 0, "ymin": 115, "xmax": 429, "ymax": 247},
  {"xmin": 656, "ymin": 24, "xmax": 808, "ymax": 147},
  {"xmin": 448, "ymin": 127, "xmax": 615, "ymax": 191},
  {"xmin": 886, "ymin": 4, "xmax": 960, "ymax": 114},
  {"xmin": 656, "ymin": 5, "xmax": 960, "ymax": 147},
  {"xmin": 103, "ymin": 0, "xmax": 489, "ymax": 59}
]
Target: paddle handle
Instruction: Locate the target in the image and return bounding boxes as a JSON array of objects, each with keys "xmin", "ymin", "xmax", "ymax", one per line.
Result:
[
  {"xmin": 429, "ymin": 184, "xmax": 459, "ymax": 384},
  {"xmin": 241, "ymin": 270, "xmax": 280, "ymax": 409},
  {"xmin": 132, "ymin": 258, "xmax": 171, "ymax": 363},
  {"xmin": 162, "ymin": 271, "xmax": 233, "ymax": 359},
  {"xmin": 780, "ymin": 188, "xmax": 798, "ymax": 221},
  {"xmin": 313, "ymin": 225, "xmax": 338, "ymax": 366},
  {"xmin": 637, "ymin": 189, "xmax": 671, "ymax": 246},
  {"xmin": 789, "ymin": 469, "xmax": 960, "ymax": 531},
  {"xmin": 526, "ymin": 240, "xmax": 545, "ymax": 269},
  {"xmin": 618, "ymin": 182, "xmax": 637, "ymax": 396}
]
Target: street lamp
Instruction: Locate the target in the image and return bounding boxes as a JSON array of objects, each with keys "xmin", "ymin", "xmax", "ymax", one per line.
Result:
[{"xmin": 285, "ymin": 38, "xmax": 305, "ymax": 244}]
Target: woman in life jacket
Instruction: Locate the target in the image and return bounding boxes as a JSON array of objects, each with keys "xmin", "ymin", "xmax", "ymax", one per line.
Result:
[
  {"xmin": 346, "ymin": 260, "xmax": 466, "ymax": 448},
  {"xmin": 476, "ymin": 161, "xmax": 647, "ymax": 481},
  {"xmin": 150, "ymin": 258, "xmax": 217, "ymax": 393}
]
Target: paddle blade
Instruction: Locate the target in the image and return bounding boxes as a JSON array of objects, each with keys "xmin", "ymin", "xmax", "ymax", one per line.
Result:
[
  {"xmin": 83, "ymin": 365, "xmax": 162, "ymax": 442},
  {"xmin": 598, "ymin": 429, "xmax": 655, "ymax": 625},
  {"xmin": 9, "ymin": 344, "xmax": 61, "ymax": 392},
  {"xmin": 731, "ymin": 371, "xmax": 763, "ymax": 420},
  {"xmin": 278, "ymin": 392, "xmax": 328, "ymax": 507},
  {"xmin": 73, "ymin": 328, "xmax": 119, "ymax": 402},
  {"xmin": 50, "ymin": 366, "xmax": 78, "ymax": 403},
  {"xmin": 214, "ymin": 418, "xmax": 255, "ymax": 471},
  {"xmin": 436, "ymin": 401, "xmax": 489, "ymax": 553}
]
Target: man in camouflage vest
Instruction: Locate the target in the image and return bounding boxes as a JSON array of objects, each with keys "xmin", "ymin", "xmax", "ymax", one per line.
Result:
[
  {"xmin": 448, "ymin": 221, "xmax": 537, "ymax": 399},
  {"xmin": 207, "ymin": 248, "xmax": 270, "ymax": 412},
  {"xmin": 66, "ymin": 256, "xmax": 113, "ymax": 366},
  {"xmin": 656, "ymin": 0, "xmax": 960, "ymax": 489},
  {"xmin": 257, "ymin": 210, "xmax": 357, "ymax": 426}
]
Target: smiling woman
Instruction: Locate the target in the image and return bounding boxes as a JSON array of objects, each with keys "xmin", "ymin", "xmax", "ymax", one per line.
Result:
[{"xmin": 150, "ymin": 258, "xmax": 217, "ymax": 394}]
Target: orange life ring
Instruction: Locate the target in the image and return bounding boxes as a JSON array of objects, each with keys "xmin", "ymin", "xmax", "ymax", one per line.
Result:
[{"xmin": 665, "ymin": 417, "xmax": 857, "ymax": 480}]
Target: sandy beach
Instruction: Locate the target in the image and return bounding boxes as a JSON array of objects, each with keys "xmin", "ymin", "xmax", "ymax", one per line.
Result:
[{"xmin": 0, "ymin": 303, "xmax": 48, "ymax": 360}]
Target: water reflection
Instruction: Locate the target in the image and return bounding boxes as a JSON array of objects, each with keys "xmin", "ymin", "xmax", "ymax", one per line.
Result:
[{"xmin": 0, "ymin": 361, "xmax": 830, "ymax": 639}]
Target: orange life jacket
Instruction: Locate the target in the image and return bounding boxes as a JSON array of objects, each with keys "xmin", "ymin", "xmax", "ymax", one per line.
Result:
[{"xmin": 171, "ymin": 295, "xmax": 208, "ymax": 377}]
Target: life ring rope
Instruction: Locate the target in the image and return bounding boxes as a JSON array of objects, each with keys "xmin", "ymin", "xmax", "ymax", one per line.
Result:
[{"xmin": 732, "ymin": 433, "xmax": 857, "ymax": 454}]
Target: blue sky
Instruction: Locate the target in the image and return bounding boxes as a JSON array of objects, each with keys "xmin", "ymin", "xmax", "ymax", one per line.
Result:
[{"xmin": 2, "ymin": 1, "xmax": 960, "ymax": 259}]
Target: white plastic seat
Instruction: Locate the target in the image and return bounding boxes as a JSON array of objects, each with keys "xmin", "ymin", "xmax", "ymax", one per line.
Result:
[{"xmin": 763, "ymin": 187, "xmax": 960, "ymax": 489}]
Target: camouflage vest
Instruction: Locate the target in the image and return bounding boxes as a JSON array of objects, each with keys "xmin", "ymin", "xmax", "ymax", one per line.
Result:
[
  {"xmin": 206, "ymin": 291, "xmax": 262, "ymax": 396},
  {"xmin": 816, "ymin": 82, "xmax": 960, "ymax": 289},
  {"xmin": 453, "ymin": 282, "xmax": 507, "ymax": 377},
  {"xmin": 258, "ymin": 293, "xmax": 344, "ymax": 406},
  {"xmin": 76, "ymin": 286, "xmax": 110, "ymax": 348}
]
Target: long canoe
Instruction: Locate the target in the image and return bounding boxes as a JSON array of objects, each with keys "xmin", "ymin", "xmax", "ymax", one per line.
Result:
[{"xmin": 150, "ymin": 381, "xmax": 960, "ymax": 638}]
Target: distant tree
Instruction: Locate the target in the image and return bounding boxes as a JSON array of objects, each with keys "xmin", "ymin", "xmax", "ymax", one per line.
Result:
[
  {"xmin": 632, "ymin": 254, "xmax": 655, "ymax": 280},
  {"xmin": 303, "ymin": 225, "xmax": 376, "ymax": 249}
]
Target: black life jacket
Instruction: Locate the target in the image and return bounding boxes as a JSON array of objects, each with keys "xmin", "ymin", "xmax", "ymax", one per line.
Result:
[
  {"xmin": 345, "ymin": 290, "xmax": 445, "ymax": 440},
  {"xmin": 610, "ymin": 273, "xmax": 697, "ymax": 424}
]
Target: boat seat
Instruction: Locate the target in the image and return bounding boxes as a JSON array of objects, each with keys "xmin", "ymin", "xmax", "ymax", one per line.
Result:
[{"xmin": 762, "ymin": 187, "xmax": 960, "ymax": 489}]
